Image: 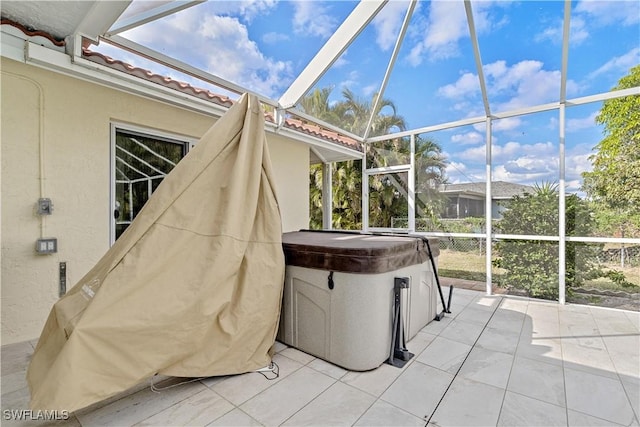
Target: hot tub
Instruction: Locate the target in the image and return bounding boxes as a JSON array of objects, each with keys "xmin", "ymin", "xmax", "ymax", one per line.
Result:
[{"xmin": 278, "ymin": 231, "xmax": 440, "ymax": 371}]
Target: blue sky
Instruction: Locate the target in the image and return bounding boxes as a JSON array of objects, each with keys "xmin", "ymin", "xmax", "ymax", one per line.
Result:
[{"xmin": 100, "ymin": 0, "xmax": 640, "ymax": 192}]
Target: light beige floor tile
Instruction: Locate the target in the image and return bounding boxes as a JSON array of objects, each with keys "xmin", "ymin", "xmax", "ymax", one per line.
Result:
[
  {"xmin": 429, "ymin": 376, "xmax": 504, "ymax": 427},
  {"xmin": 380, "ymin": 361, "xmax": 453, "ymax": 419},
  {"xmin": 565, "ymin": 366, "xmax": 636, "ymax": 426},
  {"xmin": 603, "ymin": 334, "xmax": 640, "ymax": 378},
  {"xmin": 211, "ymin": 352, "xmax": 303, "ymax": 405},
  {"xmin": 75, "ymin": 379, "xmax": 206, "ymax": 427},
  {"xmin": 527, "ymin": 316, "xmax": 561, "ymax": 340},
  {"xmin": 567, "ymin": 409, "xmax": 626, "ymax": 426},
  {"xmin": 135, "ymin": 388, "xmax": 233, "ymax": 426},
  {"xmin": 507, "ymin": 356, "xmax": 565, "ymax": 407},
  {"xmin": 420, "ymin": 315, "xmax": 453, "ymax": 336},
  {"xmin": 590, "ymin": 307, "xmax": 639, "ymax": 335},
  {"xmin": 282, "ymin": 381, "xmax": 375, "ymax": 426},
  {"xmin": 341, "ymin": 362, "xmax": 405, "ymax": 397},
  {"xmin": 1, "ymin": 342, "xmax": 32, "ymax": 376},
  {"xmin": 1, "ymin": 370, "xmax": 29, "ymax": 396},
  {"xmin": 307, "ymin": 358, "xmax": 347, "ymax": 380},
  {"xmin": 454, "ymin": 305, "xmax": 495, "ymax": 326},
  {"xmin": 440, "ymin": 319, "xmax": 485, "ymax": 346},
  {"xmin": 273, "ymin": 340, "xmax": 288, "ymax": 353},
  {"xmin": 487, "ymin": 307, "xmax": 526, "ymax": 333},
  {"xmin": 240, "ymin": 366, "xmax": 334, "ymax": 426},
  {"xmin": 622, "ymin": 377, "xmax": 640, "ymax": 421},
  {"xmin": 625, "ymin": 311, "xmax": 640, "ymax": 330},
  {"xmin": 498, "ymin": 391, "xmax": 567, "ymax": 426},
  {"xmin": 206, "ymin": 408, "xmax": 262, "ymax": 426},
  {"xmin": 406, "ymin": 331, "xmax": 436, "ymax": 356},
  {"xmin": 559, "ymin": 309, "xmax": 600, "ymax": 337},
  {"xmin": 470, "ymin": 295, "xmax": 502, "ymax": 309},
  {"xmin": 561, "ymin": 336, "xmax": 618, "ymax": 379},
  {"xmin": 279, "ymin": 347, "xmax": 316, "ymax": 365},
  {"xmin": 416, "ymin": 336, "xmax": 471, "ymax": 373},
  {"xmin": 457, "ymin": 347, "xmax": 514, "ymax": 389},
  {"xmin": 1, "ymin": 387, "xmax": 31, "ymax": 412},
  {"xmin": 516, "ymin": 336, "xmax": 563, "ymax": 366},
  {"xmin": 499, "ymin": 297, "xmax": 529, "ymax": 314},
  {"xmin": 476, "ymin": 326, "xmax": 520, "ymax": 354},
  {"xmin": 354, "ymin": 400, "xmax": 425, "ymax": 426}
]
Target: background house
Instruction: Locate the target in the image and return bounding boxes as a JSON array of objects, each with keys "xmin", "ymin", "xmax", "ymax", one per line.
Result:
[{"xmin": 440, "ymin": 181, "xmax": 534, "ymax": 220}]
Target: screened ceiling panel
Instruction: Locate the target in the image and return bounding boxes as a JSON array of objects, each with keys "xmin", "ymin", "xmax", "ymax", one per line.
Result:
[
  {"xmin": 383, "ymin": 0, "xmax": 486, "ymax": 134},
  {"xmin": 111, "ymin": 1, "xmax": 357, "ymax": 100},
  {"xmin": 567, "ymin": 0, "xmax": 640, "ymax": 94},
  {"xmin": 293, "ymin": 2, "xmax": 403, "ymax": 138}
]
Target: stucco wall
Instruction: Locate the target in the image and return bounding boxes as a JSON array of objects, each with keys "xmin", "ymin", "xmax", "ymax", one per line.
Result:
[{"xmin": 1, "ymin": 58, "xmax": 309, "ymax": 344}]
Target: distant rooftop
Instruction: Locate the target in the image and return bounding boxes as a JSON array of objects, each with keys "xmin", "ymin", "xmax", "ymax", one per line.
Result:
[{"xmin": 440, "ymin": 181, "xmax": 535, "ymax": 199}]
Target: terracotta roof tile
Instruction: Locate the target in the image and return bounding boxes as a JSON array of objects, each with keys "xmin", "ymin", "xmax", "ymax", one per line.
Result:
[
  {"xmin": 1, "ymin": 18, "xmax": 65, "ymax": 47},
  {"xmin": 82, "ymin": 48, "xmax": 361, "ymax": 152}
]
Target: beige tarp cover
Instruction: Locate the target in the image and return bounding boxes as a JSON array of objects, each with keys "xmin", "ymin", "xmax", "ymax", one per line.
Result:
[{"xmin": 27, "ymin": 94, "xmax": 285, "ymax": 413}]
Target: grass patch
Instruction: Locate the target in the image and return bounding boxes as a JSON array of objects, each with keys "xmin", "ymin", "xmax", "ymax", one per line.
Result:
[{"xmin": 437, "ymin": 248, "xmax": 639, "ymax": 293}]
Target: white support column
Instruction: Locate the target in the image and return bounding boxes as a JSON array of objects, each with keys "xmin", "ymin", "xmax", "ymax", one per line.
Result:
[
  {"xmin": 322, "ymin": 162, "xmax": 333, "ymax": 230},
  {"xmin": 485, "ymin": 117, "xmax": 493, "ymax": 296},
  {"xmin": 362, "ymin": 145, "xmax": 369, "ymax": 232},
  {"xmin": 559, "ymin": 105, "xmax": 567, "ymax": 305},
  {"xmin": 408, "ymin": 134, "xmax": 416, "ymax": 232}
]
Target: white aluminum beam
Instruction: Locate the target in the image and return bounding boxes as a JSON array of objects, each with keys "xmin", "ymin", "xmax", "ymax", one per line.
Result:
[
  {"xmin": 464, "ymin": 1, "xmax": 491, "ymax": 117},
  {"xmin": 107, "ymin": 1, "xmax": 204, "ymax": 36},
  {"xmin": 75, "ymin": 1, "xmax": 132, "ymax": 42},
  {"xmin": 559, "ymin": 0, "xmax": 571, "ymax": 103},
  {"xmin": 278, "ymin": 0, "xmax": 388, "ymax": 109},
  {"xmin": 322, "ymin": 163, "xmax": 333, "ymax": 230},
  {"xmin": 485, "ymin": 117, "xmax": 492, "ymax": 295},
  {"xmin": 558, "ymin": 104, "xmax": 566, "ymax": 305}
]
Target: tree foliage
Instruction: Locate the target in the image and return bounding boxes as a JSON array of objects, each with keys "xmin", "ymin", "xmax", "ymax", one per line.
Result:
[
  {"xmin": 493, "ymin": 183, "xmax": 600, "ymax": 299},
  {"xmin": 582, "ymin": 65, "xmax": 640, "ymax": 210}
]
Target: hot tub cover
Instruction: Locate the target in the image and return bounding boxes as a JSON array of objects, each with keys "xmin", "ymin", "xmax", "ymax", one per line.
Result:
[
  {"xmin": 27, "ymin": 94, "xmax": 285, "ymax": 413},
  {"xmin": 282, "ymin": 231, "xmax": 440, "ymax": 274}
]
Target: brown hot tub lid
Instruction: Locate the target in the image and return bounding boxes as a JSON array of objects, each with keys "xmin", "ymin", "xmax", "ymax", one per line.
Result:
[{"xmin": 282, "ymin": 231, "xmax": 439, "ymax": 274}]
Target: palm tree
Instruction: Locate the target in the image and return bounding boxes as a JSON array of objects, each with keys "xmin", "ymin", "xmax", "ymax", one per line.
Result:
[
  {"xmin": 335, "ymin": 88, "xmax": 406, "ymax": 137},
  {"xmin": 304, "ymin": 86, "xmax": 448, "ymax": 230}
]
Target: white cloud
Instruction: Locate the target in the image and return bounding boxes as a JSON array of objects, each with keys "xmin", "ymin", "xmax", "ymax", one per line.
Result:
[
  {"xmin": 262, "ymin": 31, "xmax": 289, "ymax": 44},
  {"xmin": 451, "ymin": 131, "xmax": 485, "ymax": 146},
  {"xmin": 406, "ymin": 1, "xmax": 504, "ymax": 65},
  {"xmin": 292, "ymin": 1, "xmax": 339, "ymax": 39},
  {"xmin": 534, "ymin": 16, "xmax": 589, "ymax": 45},
  {"xmin": 575, "ymin": 0, "xmax": 640, "ymax": 27},
  {"xmin": 493, "ymin": 118, "xmax": 525, "ymax": 132},
  {"xmin": 205, "ymin": 0, "xmax": 277, "ymax": 23},
  {"xmin": 372, "ymin": 1, "xmax": 410, "ymax": 51},
  {"xmin": 439, "ymin": 60, "xmax": 580, "ymax": 114},
  {"xmin": 123, "ymin": 8, "xmax": 293, "ymax": 97},
  {"xmin": 588, "ymin": 47, "xmax": 640, "ymax": 79},
  {"xmin": 566, "ymin": 112, "xmax": 598, "ymax": 132},
  {"xmin": 438, "ymin": 72, "xmax": 480, "ymax": 99}
]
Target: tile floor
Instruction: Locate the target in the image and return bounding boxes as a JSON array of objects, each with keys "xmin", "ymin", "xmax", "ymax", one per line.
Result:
[{"xmin": 2, "ymin": 288, "xmax": 639, "ymax": 426}]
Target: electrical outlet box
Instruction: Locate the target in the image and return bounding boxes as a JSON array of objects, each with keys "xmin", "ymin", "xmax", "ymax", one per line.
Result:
[
  {"xmin": 36, "ymin": 238, "xmax": 57, "ymax": 254},
  {"xmin": 37, "ymin": 198, "xmax": 53, "ymax": 215}
]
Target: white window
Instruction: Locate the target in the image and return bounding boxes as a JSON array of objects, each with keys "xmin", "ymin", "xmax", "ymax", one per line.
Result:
[{"xmin": 110, "ymin": 123, "xmax": 196, "ymax": 244}]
